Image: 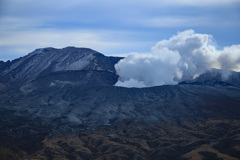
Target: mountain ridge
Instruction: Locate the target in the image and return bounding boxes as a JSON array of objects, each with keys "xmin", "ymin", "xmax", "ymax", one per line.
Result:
[{"xmin": 0, "ymin": 47, "xmax": 122, "ymax": 84}]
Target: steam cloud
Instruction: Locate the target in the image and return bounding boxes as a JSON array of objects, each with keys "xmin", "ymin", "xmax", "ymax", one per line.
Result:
[{"xmin": 115, "ymin": 29, "xmax": 240, "ymax": 88}]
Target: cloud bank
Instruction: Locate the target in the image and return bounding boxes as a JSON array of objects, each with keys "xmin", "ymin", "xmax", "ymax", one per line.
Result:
[{"xmin": 115, "ymin": 29, "xmax": 240, "ymax": 88}]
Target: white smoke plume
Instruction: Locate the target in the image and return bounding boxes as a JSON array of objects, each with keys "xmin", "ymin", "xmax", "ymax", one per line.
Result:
[{"xmin": 115, "ymin": 29, "xmax": 240, "ymax": 88}]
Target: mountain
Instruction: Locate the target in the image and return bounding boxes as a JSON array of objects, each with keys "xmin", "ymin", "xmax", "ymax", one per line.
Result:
[
  {"xmin": 180, "ymin": 68, "xmax": 240, "ymax": 87},
  {"xmin": 0, "ymin": 47, "xmax": 122, "ymax": 84},
  {"xmin": 0, "ymin": 47, "xmax": 240, "ymax": 160}
]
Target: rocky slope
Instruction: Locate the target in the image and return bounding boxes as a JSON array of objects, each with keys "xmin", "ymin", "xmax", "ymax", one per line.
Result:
[
  {"xmin": 0, "ymin": 47, "xmax": 121, "ymax": 84},
  {"xmin": 180, "ymin": 68, "xmax": 240, "ymax": 87},
  {"xmin": 0, "ymin": 47, "xmax": 240, "ymax": 160}
]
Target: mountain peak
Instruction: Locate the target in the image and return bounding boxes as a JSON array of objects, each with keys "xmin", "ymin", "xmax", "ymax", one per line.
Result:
[
  {"xmin": 0, "ymin": 47, "xmax": 122, "ymax": 84},
  {"xmin": 62, "ymin": 46, "xmax": 94, "ymax": 51},
  {"xmin": 32, "ymin": 47, "xmax": 100, "ymax": 56}
]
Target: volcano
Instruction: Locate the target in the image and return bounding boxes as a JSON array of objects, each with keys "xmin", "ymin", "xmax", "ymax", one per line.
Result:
[{"xmin": 0, "ymin": 47, "xmax": 240, "ymax": 160}]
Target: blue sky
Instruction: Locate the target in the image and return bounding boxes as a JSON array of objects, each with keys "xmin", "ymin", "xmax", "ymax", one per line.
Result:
[{"xmin": 0, "ymin": 0, "xmax": 240, "ymax": 61}]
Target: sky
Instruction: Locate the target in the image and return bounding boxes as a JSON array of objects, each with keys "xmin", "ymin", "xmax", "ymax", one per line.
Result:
[{"xmin": 0, "ymin": 0, "xmax": 240, "ymax": 61}]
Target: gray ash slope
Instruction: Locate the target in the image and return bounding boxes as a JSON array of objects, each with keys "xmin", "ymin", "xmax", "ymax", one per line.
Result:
[
  {"xmin": 0, "ymin": 47, "xmax": 121, "ymax": 84},
  {"xmin": 0, "ymin": 47, "xmax": 240, "ymax": 130},
  {"xmin": 2, "ymin": 82, "xmax": 240, "ymax": 129}
]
